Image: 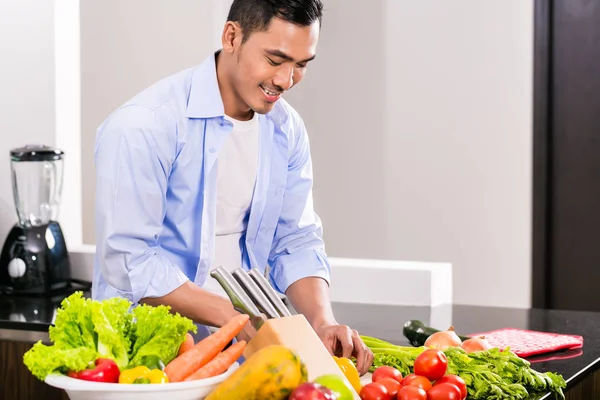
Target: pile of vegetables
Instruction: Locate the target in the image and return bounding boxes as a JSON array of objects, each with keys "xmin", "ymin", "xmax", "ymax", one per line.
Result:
[
  {"xmin": 361, "ymin": 334, "xmax": 567, "ymax": 399},
  {"xmin": 23, "ymin": 291, "xmax": 248, "ymax": 385},
  {"xmin": 360, "ymin": 351, "xmax": 469, "ymax": 400}
]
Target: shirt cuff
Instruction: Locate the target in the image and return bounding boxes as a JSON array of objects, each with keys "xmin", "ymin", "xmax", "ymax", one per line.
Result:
[
  {"xmin": 270, "ymin": 249, "xmax": 331, "ymax": 294},
  {"xmin": 126, "ymin": 252, "xmax": 190, "ymax": 304}
]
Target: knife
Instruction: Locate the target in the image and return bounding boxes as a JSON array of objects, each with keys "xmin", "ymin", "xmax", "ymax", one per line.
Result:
[
  {"xmin": 210, "ymin": 267, "xmax": 266, "ymax": 330},
  {"xmin": 248, "ymin": 268, "xmax": 292, "ymax": 317},
  {"xmin": 232, "ymin": 268, "xmax": 280, "ymax": 319}
]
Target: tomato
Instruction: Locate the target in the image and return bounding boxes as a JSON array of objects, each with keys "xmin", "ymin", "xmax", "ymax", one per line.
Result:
[
  {"xmin": 359, "ymin": 382, "xmax": 390, "ymax": 400},
  {"xmin": 434, "ymin": 375, "xmax": 467, "ymax": 399},
  {"xmin": 401, "ymin": 374, "xmax": 432, "ymax": 391},
  {"xmin": 397, "ymin": 385, "xmax": 427, "ymax": 400},
  {"xmin": 426, "ymin": 383, "xmax": 462, "ymax": 400},
  {"xmin": 413, "ymin": 349, "xmax": 448, "ymax": 381},
  {"xmin": 372, "ymin": 366, "xmax": 403, "ymax": 384},
  {"xmin": 375, "ymin": 377, "xmax": 401, "ymax": 398}
]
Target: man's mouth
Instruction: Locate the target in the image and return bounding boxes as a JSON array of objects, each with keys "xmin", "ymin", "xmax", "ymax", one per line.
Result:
[{"xmin": 260, "ymin": 84, "xmax": 282, "ymax": 102}]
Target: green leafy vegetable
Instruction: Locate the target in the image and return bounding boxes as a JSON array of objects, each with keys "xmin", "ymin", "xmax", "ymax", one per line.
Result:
[
  {"xmin": 23, "ymin": 342, "xmax": 97, "ymax": 381},
  {"xmin": 23, "ymin": 291, "xmax": 197, "ymax": 381},
  {"xmin": 361, "ymin": 335, "xmax": 567, "ymax": 399},
  {"xmin": 127, "ymin": 303, "xmax": 197, "ymax": 368},
  {"xmin": 89, "ymin": 296, "xmax": 133, "ymax": 368}
]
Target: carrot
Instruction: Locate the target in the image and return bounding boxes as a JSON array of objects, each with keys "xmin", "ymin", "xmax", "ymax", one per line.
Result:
[
  {"xmin": 177, "ymin": 333, "xmax": 195, "ymax": 356},
  {"xmin": 164, "ymin": 314, "xmax": 250, "ymax": 382},
  {"xmin": 184, "ymin": 340, "xmax": 246, "ymax": 381}
]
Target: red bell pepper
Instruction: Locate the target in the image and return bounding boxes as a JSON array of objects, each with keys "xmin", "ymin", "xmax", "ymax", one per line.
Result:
[{"xmin": 68, "ymin": 358, "xmax": 120, "ymax": 383}]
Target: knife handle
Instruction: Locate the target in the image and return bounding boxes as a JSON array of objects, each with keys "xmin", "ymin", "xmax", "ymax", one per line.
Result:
[
  {"xmin": 210, "ymin": 267, "xmax": 266, "ymax": 330},
  {"xmin": 248, "ymin": 268, "xmax": 292, "ymax": 317},
  {"xmin": 232, "ymin": 268, "xmax": 280, "ymax": 319}
]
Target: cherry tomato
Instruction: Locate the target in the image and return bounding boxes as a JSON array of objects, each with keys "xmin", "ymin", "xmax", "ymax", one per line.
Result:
[
  {"xmin": 413, "ymin": 349, "xmax": 448, "ymax": 381},
  {"xmin": 375, "ymin": 377, "xmax": 401, "ymax": 398},
  {"xmin": 401, "ymin": 374, "xmax": 432, "ymax": 391},
  {"xmin": 434, "ymin": 375, "xmax": 467, "ymax": 399},
  {"xmin": 397, "ymin": 385, "xmax": 427, "ymax": 400},
  {"xmin": 359, "ymin": 382, "xmax": 391, "ymax": 400},
  {"xmin": 426, "ymin": 383, "xmax": 462, "ymax": 400},
  {"xmin": 372, "ymin": 366, "xmax": 403, "ymax": 384}
]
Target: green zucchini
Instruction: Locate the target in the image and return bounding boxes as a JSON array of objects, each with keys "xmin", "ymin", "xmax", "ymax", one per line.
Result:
[{"xmin": 403, "ymin": 320, "xmax": 470, "ymax": 347}]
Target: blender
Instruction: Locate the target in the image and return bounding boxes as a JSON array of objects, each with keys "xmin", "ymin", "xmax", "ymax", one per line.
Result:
[{"xmin": 0, "ymin": 145, "xmax": 72, "ymax": 295}]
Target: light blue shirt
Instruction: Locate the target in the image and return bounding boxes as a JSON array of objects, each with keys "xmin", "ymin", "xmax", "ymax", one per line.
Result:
[{"xmin": 92, "ymin": 51, "xmax": 331, "ymax": 308}]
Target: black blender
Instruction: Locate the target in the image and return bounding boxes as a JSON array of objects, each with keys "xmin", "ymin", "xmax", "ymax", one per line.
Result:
[{"xmin": 0, "ymin": 145, "xmax": 76, "ymax": 295}]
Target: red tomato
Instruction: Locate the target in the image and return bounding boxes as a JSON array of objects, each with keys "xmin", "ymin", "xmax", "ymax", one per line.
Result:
[
  {"xmin": 360, "ymin": 382, "xmax": 391, "ymax": 400},
  {"xmin": 401, "ymin": 374, "xmax": 432, "ymax": 391},
  {"xmin": 434, "ymin": 375, "xmax": 467, "ymax": 399},
  {"xmin": 372, "ymin": 366, "xmax": 403, "ymax": 383},
  {"xmin": 426, "ymin": 383, "xmax": 462, "ymax": 400},
  {"xmin": 397, "ymin": 385, "xmax": 427, "ymax": 400},
  {"xmin": 413, "ymin": 349, "xmax": 448, "ymax": 381},
  {"xmin": 375, "ymin": 377, "xmax": 401, "ymax": 398}
]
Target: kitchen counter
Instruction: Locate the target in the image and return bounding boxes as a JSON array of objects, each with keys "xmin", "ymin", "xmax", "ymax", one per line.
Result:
[{"xmin": 1, "ymin": 291, "xmax": 598, "ymax": 399}]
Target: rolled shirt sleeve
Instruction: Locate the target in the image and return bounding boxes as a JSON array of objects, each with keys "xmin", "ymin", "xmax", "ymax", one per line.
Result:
[
  {"xmin": 94, "ymin": 105, "xmax": 189, "ymax": 304},
  {"xmin": 268, "ymin": 116, "xmax": 331, "ymax": 294}
]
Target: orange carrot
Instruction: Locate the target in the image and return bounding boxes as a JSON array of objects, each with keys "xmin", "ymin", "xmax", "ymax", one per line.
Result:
[
  {"xmin": 164, "ymin": 314, "xmax": 250, "ymax": 382},
  {"xmin": 184, "ymin": 340, "xmax": 246, "ymax": 381},
  {"xmin": 177, "ymin": 333, "xmax": 195, "ymax": 356}
]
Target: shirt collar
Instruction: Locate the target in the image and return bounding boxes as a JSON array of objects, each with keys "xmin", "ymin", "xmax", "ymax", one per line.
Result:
[
  {"xmin": 186, "ymin": 51, "xmax": 224, "ymax": 119},
  {"xmin": 186, "ymin": 50, "xmax": 289, "ymax": 127}
]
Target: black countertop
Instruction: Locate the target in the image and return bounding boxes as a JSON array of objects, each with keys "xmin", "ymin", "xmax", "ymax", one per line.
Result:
[{"xmin": 1, "ymin": 292, "xmax": 598, "ymax": 398}]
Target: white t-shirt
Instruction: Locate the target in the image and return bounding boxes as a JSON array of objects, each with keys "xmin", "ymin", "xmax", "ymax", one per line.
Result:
[{"xmin": 203, "ymin": 112, "xmax": 260, "ymax": 297}]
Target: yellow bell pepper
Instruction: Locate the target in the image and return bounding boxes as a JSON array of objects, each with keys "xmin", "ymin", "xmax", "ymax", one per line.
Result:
[
  {"xmin": 333, "ymin": 356, "xmax": 362, "ymax": 393},
  {"xmin": 118, "ymin": 365, "xmax": 169, "ymax": 384}
]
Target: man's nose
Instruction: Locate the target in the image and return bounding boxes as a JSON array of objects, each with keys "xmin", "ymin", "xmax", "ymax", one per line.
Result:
[{"xmin": 273, "ymin": 65, "xmax": 294, "ymax": 91}]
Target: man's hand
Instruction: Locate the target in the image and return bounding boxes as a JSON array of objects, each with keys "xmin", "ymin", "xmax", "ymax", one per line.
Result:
[
  {"xmin": 285, "ymin": 277, "xmax": 375, "ymax": 375},
  {"xmin": 315, "ymin": 323, "xmax": 374, "ymax": 375}
]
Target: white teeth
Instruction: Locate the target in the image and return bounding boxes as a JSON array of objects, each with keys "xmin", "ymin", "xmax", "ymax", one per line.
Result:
[{"xmin": 261, "ymin": 86, "xmax": 279, "ymax": 97}]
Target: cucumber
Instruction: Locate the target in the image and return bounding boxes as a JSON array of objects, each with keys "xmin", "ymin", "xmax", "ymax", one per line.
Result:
[{"xmin": 403, "ymin": 320, "xmax": 470, "ymax": 347}]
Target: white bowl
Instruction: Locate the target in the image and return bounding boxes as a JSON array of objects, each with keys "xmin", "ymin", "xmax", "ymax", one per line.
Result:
[{"xmin": 44, "ymin": 362, "xmax": 239, "ymax": 400}]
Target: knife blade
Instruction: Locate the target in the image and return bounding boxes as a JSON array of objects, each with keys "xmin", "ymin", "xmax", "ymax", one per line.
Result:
[
  {"xmin": 248, "ymin": 268, "xmax": 292, "ymax": 317},
  {"xmin": 210, "ymin": 266, "xmax": 266, "ymax": 330},
  {"xmin": 232, "ymin": 268, "xmax": 280, "ymax": 319}
]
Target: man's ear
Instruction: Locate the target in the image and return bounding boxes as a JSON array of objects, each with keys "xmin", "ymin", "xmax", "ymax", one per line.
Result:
[{"xmin": 222, "ymin": 21, "xmax": 243, "ymax": 53}]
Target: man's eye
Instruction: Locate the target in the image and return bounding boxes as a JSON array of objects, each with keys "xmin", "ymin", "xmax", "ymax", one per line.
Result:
[
  {"xmin": 297, "ymin": 63, "xmax": 307, "ymax": 69},
  {"xmin": 267, "ymin": 58, "xmax": 281, "ymax": 66}
]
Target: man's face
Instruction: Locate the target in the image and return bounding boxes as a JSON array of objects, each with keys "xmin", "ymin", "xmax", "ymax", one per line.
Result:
[{"xmin": 231, "ymin": 18, "xmax": 320, "ymax": 114}]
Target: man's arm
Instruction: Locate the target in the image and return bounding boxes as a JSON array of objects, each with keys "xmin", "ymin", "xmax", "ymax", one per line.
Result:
[
  {"xmin": 140, "ymin": 282, "xmax": 240, "ymax": 328},
  {"xmin": 285, "ymin": 277, "xmax": 336, "ymax": 329},
  {"xmin": 266, "ymin": 115, "xmax": 373, "ymax": 374},
  {"xmin": 94, "ymin": 105, "xmax": 239, "ymax": 329}
]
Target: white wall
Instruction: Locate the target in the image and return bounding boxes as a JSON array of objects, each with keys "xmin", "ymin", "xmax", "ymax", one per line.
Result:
[
  {"xmin": 0, "ymin": 0, "xmax": 56, "ymax": 244},
  {"xmin": 286, "ymin": 0, "xmax": 534, "ymax": 308},
  {"xmin": 76, "ymin": 0, "xmax": 534, "ymax": 308}
]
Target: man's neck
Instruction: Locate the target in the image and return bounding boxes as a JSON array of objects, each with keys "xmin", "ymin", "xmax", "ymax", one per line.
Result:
[{"xmin": 215, "ymin": 52, "xmax": 254, "ymax": 121}]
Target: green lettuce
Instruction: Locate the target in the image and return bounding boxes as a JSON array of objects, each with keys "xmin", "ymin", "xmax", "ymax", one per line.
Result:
[
  {"xmin": 23, "ymin": 342, "xmax": 97, "ymax": 381},
  {"xmin": 23, "ymin": 291, "xmax": 197, "ymax": 381},
  {"xmin": 48, "ymin": 290, "xmax": 96, "ymax": 350},
  {"xmin": 89, "ymin": 296, "xmax": 133, "ymax": 368},
  {"xmin": 128, "ymin": 303, "xmax": 197, "ymax": 367}
]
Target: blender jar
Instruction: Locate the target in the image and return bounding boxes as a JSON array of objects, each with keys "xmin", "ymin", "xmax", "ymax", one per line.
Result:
[{"xmin": 10, "ymin": 145, "xmax": 64, "ymax": 227}]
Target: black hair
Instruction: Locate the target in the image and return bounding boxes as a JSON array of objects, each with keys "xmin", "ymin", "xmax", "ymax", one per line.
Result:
[{"xmin": 227, "ymin": 0, "xmax": 324, "ymax": 43}]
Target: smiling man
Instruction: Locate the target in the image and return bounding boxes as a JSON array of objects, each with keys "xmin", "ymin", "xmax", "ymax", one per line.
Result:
[{"xmin": 92, "ymin": 0, "xmax": 374, "ymax": 374}]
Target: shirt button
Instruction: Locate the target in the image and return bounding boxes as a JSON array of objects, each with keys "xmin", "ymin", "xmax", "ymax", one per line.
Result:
[{"xmin": 209, "ymin": 147, "xmax": 216, "ymax": 154}]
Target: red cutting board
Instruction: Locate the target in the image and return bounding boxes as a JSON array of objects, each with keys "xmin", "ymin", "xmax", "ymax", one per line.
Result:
[{"xmin": 467, "ymin": 327, "xmax": 583, "ymax": 358}]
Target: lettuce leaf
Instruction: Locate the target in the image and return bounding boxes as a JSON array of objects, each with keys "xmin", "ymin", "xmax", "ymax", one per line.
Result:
[
  {"xmin": 23, "ymin": 341, "xmax": 97, "ymax": 381},
  {"xmin": 89, "ymin": 296, "xmax": 133, "ymax": 368},
  {"xmin": 49, "ymin": 291, "xmax": 96, "ymax": 350},
  {"xmin": 128, "ymin": 303, "xmax": 197, "ymax": 367}
]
